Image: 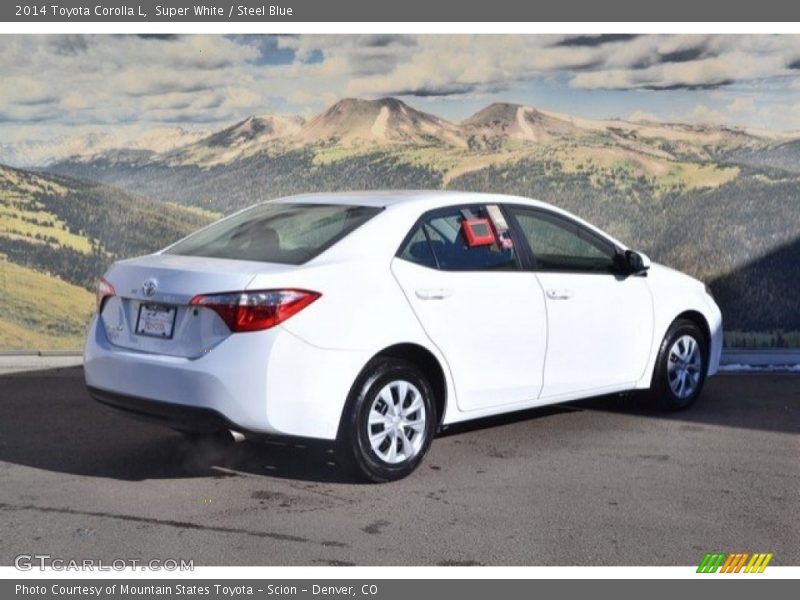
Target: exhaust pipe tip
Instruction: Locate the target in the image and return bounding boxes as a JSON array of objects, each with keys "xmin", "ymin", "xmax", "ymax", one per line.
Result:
[{"xmin": 229, "ymin": 430, "xmax": 246, "ymax": 443}]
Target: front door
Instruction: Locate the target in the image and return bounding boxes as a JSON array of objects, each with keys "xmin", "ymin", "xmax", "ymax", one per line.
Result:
[{"xmin": 506, "ymin": 206, "xmax": 654, "ymax": 399}]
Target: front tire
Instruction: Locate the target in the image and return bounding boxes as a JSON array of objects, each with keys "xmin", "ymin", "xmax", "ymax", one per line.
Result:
[
  {"xmin": 649, "ymin": 319, "xmax": 708, "ymax": 410},
  {"xmin": 338, "ymin": 358, "xmax": 437, "ymax": 483}
]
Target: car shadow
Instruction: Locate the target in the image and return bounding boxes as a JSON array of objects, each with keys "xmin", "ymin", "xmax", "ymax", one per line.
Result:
[
  {"xmin": 0, "ymin": 366, "xmax": 580, "ymax": 484},
  {"xmin": 440, "ymin": 370, "xmax": 799, "ymax": 438},
  {"xmin": 571, "ymin": 372, "xmax": 799, "ymax": 435},
  {"xmin": 0, "ymin": 366, "xmax": 346, "ymax": 483},
  {"xmin": 0, "ymin": 366, "xmax": 796, "ymax": 484}
]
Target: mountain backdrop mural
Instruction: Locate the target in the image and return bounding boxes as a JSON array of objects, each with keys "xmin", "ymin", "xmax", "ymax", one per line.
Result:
[
  {"xmin": 1, "ymin": 96, "xmax": 799, "ymax": 349},
  {"xmin": 2, "ymin": 34, "xmax": 800, "ymax": 350}
]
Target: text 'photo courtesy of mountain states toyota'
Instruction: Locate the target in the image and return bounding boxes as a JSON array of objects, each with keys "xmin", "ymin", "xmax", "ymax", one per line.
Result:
[{"xmin": 84, "ymin": 191, "xmax": 722, "ymax": 482}]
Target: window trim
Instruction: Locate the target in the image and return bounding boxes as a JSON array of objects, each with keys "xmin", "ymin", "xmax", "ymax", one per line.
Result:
[
  {"xmin": 395, "ymin": 203, "xmax": 522, "ymax": 273},
  {"xmin": 503, "ymin": 203, "xmax": 625, "ymax": 275},
  {"xmin": 421, "ymin": 223, "xmax": 442, "ymax": 270}
]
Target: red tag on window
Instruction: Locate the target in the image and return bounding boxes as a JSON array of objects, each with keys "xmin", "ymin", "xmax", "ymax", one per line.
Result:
[{"xmin": 462, "ymin": 218, "xmax": 496, "ymax": 247}]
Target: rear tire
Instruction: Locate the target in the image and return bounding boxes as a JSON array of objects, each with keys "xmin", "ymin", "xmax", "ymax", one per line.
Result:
[
  {"xmin": 338, "ymin": 358, "xmax": 437, "ymax": 483},
  {"xmin": 649, "ymin": 318, "xmax": 708, "ymax": 411}
]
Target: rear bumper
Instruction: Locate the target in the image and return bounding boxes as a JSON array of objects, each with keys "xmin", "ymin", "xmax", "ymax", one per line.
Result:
[
  {"xmin": 89, "ymin": 386, "xmax": 237, "ymax": 433},
  {"xmin": 83, "ymin": 315, "xmax": 369, "ymax": 440}
]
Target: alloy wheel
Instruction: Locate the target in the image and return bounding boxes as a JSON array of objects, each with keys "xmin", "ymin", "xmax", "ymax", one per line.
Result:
[
  {"xmin": 667, "ymin": 334, "xmax": 702, "ymax": 399},
  {"xmin": 366, "ymin": 380, "xmax": 427, "ymax": 464}
]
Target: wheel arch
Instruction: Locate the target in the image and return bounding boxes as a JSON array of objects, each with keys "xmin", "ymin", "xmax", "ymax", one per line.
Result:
[
  {"xmin": 674, "ymin": 309, "xmax": 712, "ymax": 355},
  {"xmin": 640, "ymin": 307, "xmax": 715, "ymax": 390},
  {"xmin": 345, "ymin": 342, "xmax": 449, "ymax": 432},
  {"xmin": 374, "ymin": 343, "xmax": 447, "ymax": 428}
]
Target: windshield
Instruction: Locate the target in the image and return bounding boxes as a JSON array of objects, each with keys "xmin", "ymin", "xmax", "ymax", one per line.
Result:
[{"xmin": 164, "ymin": 202, "xmax": 381, "ymax": 265}]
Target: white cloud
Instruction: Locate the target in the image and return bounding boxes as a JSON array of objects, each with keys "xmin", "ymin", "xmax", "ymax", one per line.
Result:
[
  {"xmin": 682, "ymin": 104, "xmax": 728, "ymax": 125},
  {"xmin": 1, "ymin": 33, "xmax": 800, "ymax": 143},
  {"xmin": 754, "ymin": 102, "xmax": 800, "ymax": 131},
  {"xmin": 287, "ymin": 89, "xmax": 338, "ymax": 107},
  {"xmin": 628, "ymin": 110, "xmax": 660, "ymax": 123},
  {"xmin": 0, "ymin": 35, "xmax": 263, "ymax": 127},
  {"xmin": 728, "ymin": 97, "xmax": 756, "ymax": 113}
]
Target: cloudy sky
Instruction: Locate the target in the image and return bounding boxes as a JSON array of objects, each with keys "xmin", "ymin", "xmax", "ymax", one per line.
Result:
[{"xmin": 3, "ymin": 33, "xmax": 800, "ymax": 151}]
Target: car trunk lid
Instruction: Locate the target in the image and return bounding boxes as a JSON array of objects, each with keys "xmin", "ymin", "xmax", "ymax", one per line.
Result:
[{"xmin": 99, "ymin": 253, "xmax": 295, "ymax": 358}]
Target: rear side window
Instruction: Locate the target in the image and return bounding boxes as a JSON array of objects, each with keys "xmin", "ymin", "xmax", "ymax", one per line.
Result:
[
  {"xmin": 165, "ymin": 203, "xmax": 381, "ymax": 265},
  {"xmin": 399, "ymin": 206, "xmax": 519, "ymax": 271}
]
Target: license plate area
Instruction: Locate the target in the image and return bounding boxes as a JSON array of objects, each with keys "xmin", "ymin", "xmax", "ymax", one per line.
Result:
[{"xmin": 135, "ymin": 304, "xmax": 177, "ymax": 339}]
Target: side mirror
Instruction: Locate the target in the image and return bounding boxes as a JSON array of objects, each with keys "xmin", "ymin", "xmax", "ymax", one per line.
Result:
[{"xmin": 624, "ymin": 250, "xmax": 650, "ymax": 275}]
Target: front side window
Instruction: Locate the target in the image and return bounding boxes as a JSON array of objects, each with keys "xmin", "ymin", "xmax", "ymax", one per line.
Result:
[
  {"xmin": 165, "ymin": 202, "xmax": 381, "ymax": 265},
  {"xmin": 508, "ymin": 207, "xmax": 618, "ymax": 273},
  {"xmin": 398, "ymin": 205, "xmax": 519, "ymax": 271}
]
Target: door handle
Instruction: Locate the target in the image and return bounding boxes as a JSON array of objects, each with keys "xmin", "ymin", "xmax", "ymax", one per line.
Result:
[
  {"xmin": 415, "ymin": 288, "xmax": 452, "ymax": 300},
  {"xmin": 546, "ymin": 288, "xmax": 574, "ymax": 300}
]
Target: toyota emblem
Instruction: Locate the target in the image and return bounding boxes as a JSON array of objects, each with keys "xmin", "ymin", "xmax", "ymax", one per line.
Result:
[{"xmin": 142, "ymin": 279, "xmax": 157, "ymax": 297}]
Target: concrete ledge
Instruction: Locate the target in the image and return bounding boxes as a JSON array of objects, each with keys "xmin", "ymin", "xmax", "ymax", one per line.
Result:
[
  {"xmin": 0, "ymin": 350, "xmax": 82, "ymax": 357},
  {"xmin": 0, "ymin": 353, "xmax": 83, "ymax": 375},
  {"xmin": 720, "ymin": 349, "xmax": 800, "ymax": 367}
]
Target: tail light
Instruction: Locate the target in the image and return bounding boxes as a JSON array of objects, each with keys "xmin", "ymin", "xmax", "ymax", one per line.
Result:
[
  {"xmin": 96, "ymin": 277, "xmax": 115, "ymax": 312},
  {"xmin": 190, "ymin": 289, "xmax": 321, "ymax": 333}
]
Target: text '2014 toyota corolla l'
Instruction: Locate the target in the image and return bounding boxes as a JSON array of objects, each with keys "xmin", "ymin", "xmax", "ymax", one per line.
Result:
[{"xmin": 85, "ymin": 191, "xmax": 723, "ymax": 482}]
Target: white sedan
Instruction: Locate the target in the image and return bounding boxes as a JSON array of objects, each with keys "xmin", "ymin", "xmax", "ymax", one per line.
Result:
[{"xmin": 84, "ymin": 192, "xmax": 722, "ymax": 481}]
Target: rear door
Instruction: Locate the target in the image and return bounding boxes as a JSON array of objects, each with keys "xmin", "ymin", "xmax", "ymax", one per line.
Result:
[
  {"xmin": 506, "ymin": 205, "xmax": 654, "ymax": 398},
  {"xmin": 391, "ymin": 204, "xmax": 548, "ymax": 412}
]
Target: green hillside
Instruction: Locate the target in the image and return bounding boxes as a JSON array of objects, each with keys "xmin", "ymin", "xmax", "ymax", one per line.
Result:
[
  {"xmin": 0, "ymin": 164, "xmax": 216, "ymax": 349},
  {"xmin": 0, "ymin": 164, "xmax": 215, "ymax": 291},
  {"xmin": 0, "ymin": 258, "xmax": 93, "ymax": 350}
]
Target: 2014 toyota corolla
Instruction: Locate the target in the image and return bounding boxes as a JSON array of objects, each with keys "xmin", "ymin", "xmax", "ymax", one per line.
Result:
[{"xmin": 84, "ymin": 191, "xmax": 722, "ymax": 481}]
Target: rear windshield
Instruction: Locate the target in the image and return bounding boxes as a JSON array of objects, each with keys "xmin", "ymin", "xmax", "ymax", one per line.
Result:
[{"xmin": 164, "ymin": 202, "xmax": 381, "ymax": 265}]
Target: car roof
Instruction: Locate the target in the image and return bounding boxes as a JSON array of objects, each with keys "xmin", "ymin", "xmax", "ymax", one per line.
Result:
[{"xmin": 273, "ymin": 190, "xmax": 546, "ymax": 211}]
